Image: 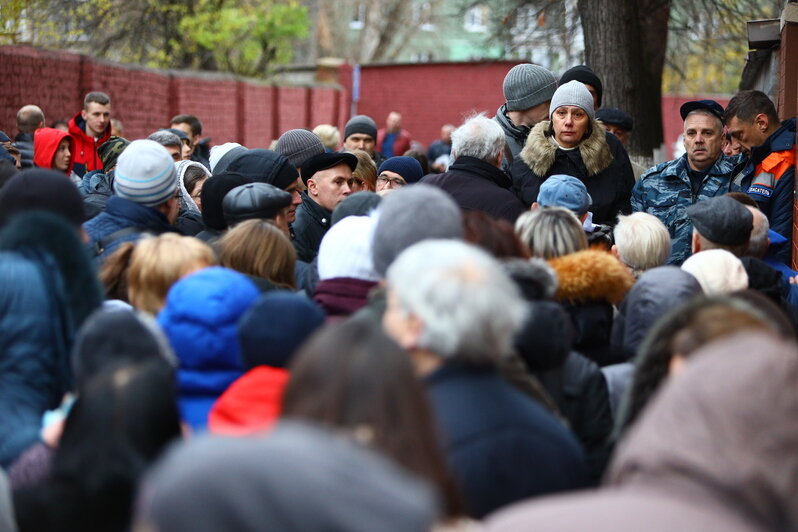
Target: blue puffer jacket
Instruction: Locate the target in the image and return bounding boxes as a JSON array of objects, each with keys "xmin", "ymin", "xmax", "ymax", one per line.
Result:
[
  {"xmin": 83, "ymin": 195, "xmax": 175, "ymax": 262},
  {"xmin": 157, "ymin": 267, "xmax": 260, "ymax": 432},
  {"xmin": 631, "ymin": 154, "xmax": 745, "ymax": 265}
]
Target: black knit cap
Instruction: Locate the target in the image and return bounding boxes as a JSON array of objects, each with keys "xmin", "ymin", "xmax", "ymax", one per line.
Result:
[
  {"xmin": 686, "ymin": 195, "xmax": 753, "ymax": 246},
  {"xmin": 0, "ymin": 169, "xmax": 85, "ymax": 227},
  {"xmin": 225, "ymin": 149, "xmax": 299, "ymax": 190},
  {"xmin": 200, "ymin": 171, "xmax": 254, "ymax": 230},
  {"xmin": 300, "ymin": 152, "xmax": 358, "ymax": 185},
  {"xmin": 559, "ymin": 65, "xmax": 603, "ymax": 107}
]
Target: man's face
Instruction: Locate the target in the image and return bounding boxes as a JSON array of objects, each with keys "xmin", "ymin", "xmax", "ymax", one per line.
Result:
[
  {"xmin": 441, "ymin": 126, "xmax": 454, "ymax": 143},
  {"xmin": 683, "ymin": 113, "xmax": 723, "ymax": 171},
  {"xmin": 726, "ymin": 115, "xmax": 768, "ymax": 151},
  {"xmin": 283, "ymin": 178, "xmax": 303, "ymax": 224},
  {"xmin": 307, "ymin": 164, "xmax": 352, "ymax": 211},
  {"xmin": 181, "ymin": 141, "xmax": 191, "ymax": 160},
  {"xmin": 376, "ymin": 170, "xmax": 407, "ymax": 192},
  {"xmin": 344, "ymin": 133, "xmax": 375, "ymax": 155},
  {"xmin": 602, "ymin": 123, "xmax": 630, "ymax": 146},
  {"xmin": 386, "ymin": 112, "xmax": 402, "ymax": 132},
  {"xmin": 53, "ymin": 138, "xmax": 71, "ymax": 173},
  {"xmin": 164, "ymin": 145, "xmax": 182, "ymax": 162},
  {"xmin": 81, "ymin": 102, "xmax": 111, "ymax": 138},
  {"xmin": 171, "ymin": 122, "xmax": 197, "ymax": 151},
  {"xmin": 551, "ymin": 106, "xmax": 590, "ymax": 148},
  {"xmin": 273, "ymin": 206, "xmax": 291, "ymax": 236}
]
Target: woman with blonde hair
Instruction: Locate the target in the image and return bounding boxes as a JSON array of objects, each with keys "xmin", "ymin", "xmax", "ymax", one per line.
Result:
[
  {"xmin": 348, "ymin": 149, "xmax": 377, "ymax": 192},
  {"xmin": 515, "ymin": 207, "xmax": 587, "ymax": 260},
  {"xmin": 99, "ymin": 233, "xmax": 217, "ymax": 314},
  {"xmin": 218, "ymin": 219, "xmax": 296, "ymax": 291}
]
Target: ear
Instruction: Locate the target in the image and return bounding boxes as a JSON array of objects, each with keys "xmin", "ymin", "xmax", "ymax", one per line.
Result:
[
  {"xmin": 756, "ymin": 113, "xmax": 770, "ymax": 132},
  {"xmin": 610, "ymin": 244, "xmax": 619, "ymax": 259},
  {"xmin": 531, "ymin": 201, "xmax": 539, "ymax": 210},
  {"xmin": 307, "ymin": 177, "xmax": 318, "ymax": 197},
  {"xmin": 81, "ymin": 109, "xmax": 88, "ymax": 121},
  {"xmin": 398, "ymin": 312, "xmax": 424, "ymax": 351},
  {"xmin": 691, "ymin": 231, "xmax": 701, "ymax": 254}
]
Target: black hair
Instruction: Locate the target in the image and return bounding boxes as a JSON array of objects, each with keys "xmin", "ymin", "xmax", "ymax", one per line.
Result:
[{"xmin": 170, "ymin": 114, "xmax": 203, "ymax": 136}]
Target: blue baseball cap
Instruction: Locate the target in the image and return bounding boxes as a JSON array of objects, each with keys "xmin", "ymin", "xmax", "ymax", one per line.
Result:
[{"xmin": 538, "ymin": 174, "xmax": 592, "ymax": 215}]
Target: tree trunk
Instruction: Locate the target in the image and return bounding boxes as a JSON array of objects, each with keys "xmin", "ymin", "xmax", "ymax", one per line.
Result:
[{"xmin": 577, "ymin": 0, "xmax": 671, "ymax": 162}]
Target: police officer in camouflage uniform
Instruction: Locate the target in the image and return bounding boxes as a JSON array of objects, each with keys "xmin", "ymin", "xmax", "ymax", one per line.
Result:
[{"xmin": 632, "ymin": 100, "xmax": 746, "ymax": 265}]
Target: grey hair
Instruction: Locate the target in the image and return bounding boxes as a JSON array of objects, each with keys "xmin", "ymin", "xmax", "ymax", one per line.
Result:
[
  {"xmin": 746, "ymin": 206, "xmax": 769, "ymax": 258},
  {"xmin": 451, "ymin": 113, "xmax": 506, "ymax": 164},
  {"xmin": 613, "ymin": 212, "xmax": 671, "ymax": 276},
  {"xmin": 148, "ymin": 130, "xmax": 182, "ymax": 148},
  {"xmin": 684, "ymin": 109, "xmax": 723, "ymax": 133},
  {"xmin": 515, "ymin": 207, "xmax": 587, "ymax": 260},
  {"xmin": 386, "ymin": 240, "xmax": 527, "ymax": 364}
]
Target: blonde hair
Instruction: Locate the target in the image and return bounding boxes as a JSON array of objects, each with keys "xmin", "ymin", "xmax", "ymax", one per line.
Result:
[
  {"xmin": 349, "ymin": 149, "xmax": 377, "ymax": 191},
  {"xmin": 218, "ymin": 219, "xmax": 296, "ymax": 289},
  {"xmin": 613, "ymin": 212, "xmax": 671, "ymax": 276},
  {"xmin": 124, "ymin": 234, "xmax": 216, "ymax": 314},
  {"xmin": 515, "ymin": 207, "xmax": 587, "ymax": 260},
  {"xmin": 313, "ymin": 124, "xmax": 341, "ymax": 150}
]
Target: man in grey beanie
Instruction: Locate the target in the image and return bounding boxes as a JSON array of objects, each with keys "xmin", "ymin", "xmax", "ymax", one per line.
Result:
[
  {"xmin": 343, "ymin": 114, "xmax": 387, "ymax": 167},
  {"xmin": 275, "ymin": 129, "xmax": 325, "ymax": 176},
  {"xmin": 494, "ymin": 63, "xmax": 557, "ymax": 171}
]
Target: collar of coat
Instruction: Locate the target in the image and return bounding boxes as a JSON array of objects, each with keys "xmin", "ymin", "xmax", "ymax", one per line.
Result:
[{"xmin": 520, "ymin": 119, "xmax": 614, "ymax": 177}]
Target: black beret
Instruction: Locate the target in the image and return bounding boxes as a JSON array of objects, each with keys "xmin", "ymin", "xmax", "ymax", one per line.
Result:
[
  {"xmin": 680, "ymin": 100, "xmax": 725, "ymax": 125},
  {"xmin": 595, "ymin": 108, "xmax": 633, "ymax": 132},
  {"xmin": 300, "ymin": 152, "xmax": 358, "ymax": 185},
  {"xmin": 222, "ymin": 182, "xmax": 292, "ymax": 226},
  {"xmin": 686, "ymin": 196, "xmax": 753, "ymax": 246}
]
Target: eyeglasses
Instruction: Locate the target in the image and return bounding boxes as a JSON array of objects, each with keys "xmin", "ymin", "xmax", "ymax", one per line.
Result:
[{"xmin": 377, "ymin": 174, "xmax": 407, "ymax": 188}]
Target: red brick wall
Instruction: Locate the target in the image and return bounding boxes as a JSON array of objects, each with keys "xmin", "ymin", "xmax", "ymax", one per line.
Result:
[
  {"xmin": 0, "ymin": 45, "xmax": 344, "ymax": 147},
  {"xmin": 779, "ymin": 22, "xmax": 798, "ymax": 268}
]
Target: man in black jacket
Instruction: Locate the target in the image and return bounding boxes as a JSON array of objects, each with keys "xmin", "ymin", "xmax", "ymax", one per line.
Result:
[
  {"xmin": 424, "ymin": 114, "xmax": 527, "ymax": 224},
  {"xmin": 292, "ymin": 152, "xmax": 357, "ymax": 262},
  {"xmin": 14, "ymin": 104, "xmax": 45, "ymax": 169}
]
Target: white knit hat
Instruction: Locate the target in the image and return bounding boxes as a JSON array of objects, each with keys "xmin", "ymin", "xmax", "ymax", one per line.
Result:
[
  {"xmin": 209, "ymin": 142, "xmax": 244, "ymax": 173},
  {"xmin": 549, "ymin": 80, "xmax": 596, "ymax": 121},
  {"xmin": 114, "ymin": 139, "xmax": 177, "ymax": 207},
  {"xmin": 681, "ymin": 249, "xmax": 748, "ymax": 295},
  {"xmin": 318, "ymin": 215, "xmax": 379, "ymax": 282}
]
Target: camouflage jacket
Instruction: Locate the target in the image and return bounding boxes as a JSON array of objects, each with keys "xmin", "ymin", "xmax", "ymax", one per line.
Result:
[{"xmin": 631, "ymin": 154, "xmax": 745, "ymax": 265}]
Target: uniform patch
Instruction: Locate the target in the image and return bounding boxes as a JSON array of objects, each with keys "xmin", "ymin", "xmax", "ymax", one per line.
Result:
[{"xmin": 748, "ymin": 185, "xmax": 773, "ymax": 198}]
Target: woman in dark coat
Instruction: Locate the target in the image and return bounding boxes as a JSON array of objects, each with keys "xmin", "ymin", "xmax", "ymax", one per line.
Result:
[{"xmin": 511, "ymin": 81, "xmax": 635, "ymax": 225}]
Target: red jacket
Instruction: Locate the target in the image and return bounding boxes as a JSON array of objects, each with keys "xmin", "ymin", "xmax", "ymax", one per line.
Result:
[
  {"xmin": 207, "ymin": 366, "xmax": 289, "ymax": 436},
  {"xmin": 377, "ymin": 128, "xmax": 412, "ymax": 157},
  {"xmin": 33, "ymin": 127, "xmax": 74, "ymax": 175},
  {"xmin": 68, "ymin": 111, "xmax": 111, "ymax": 176}
]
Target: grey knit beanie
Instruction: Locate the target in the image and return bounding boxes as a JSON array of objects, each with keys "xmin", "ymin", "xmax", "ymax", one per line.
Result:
[
  {"xmin": 549, "ymin": 81, "xmax": 596, "ymax": 121},
  {"xmin": 371, "ymin": 184, "xmax": 463, "ymax": 277},
  {"xmin": 275, "ymin": 129, "xmax": 325, "ymax": 168},
  {"xmin": 503, "ymin": 64, "xmax": 558, "ymax": 111},
  {"xmin": 344, "ymin": 115, "xmax": 378, "ymax": 140}
]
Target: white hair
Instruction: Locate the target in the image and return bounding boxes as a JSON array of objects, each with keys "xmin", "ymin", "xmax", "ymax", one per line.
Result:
[
  {"xmin": 386, "ymin": 240, "xmax": 526, "ymax": 364},
  {"xmin": 746, "ymin": 206, "xmax": 769, "ymax": 258},
  {"xmin": 613, "ymin": 213, "xmax": 671, "ymax": 275},
  {"xmin": 515, "ymin": 207, "xmax": 587, "ymax": 259},
  {"xmin": 450, "ymin": 113, "xmax": 505, "ymax": 164}
]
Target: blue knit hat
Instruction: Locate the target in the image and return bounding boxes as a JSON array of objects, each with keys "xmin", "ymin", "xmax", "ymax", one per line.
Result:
[
  {"xmin": 378, "ymin": 156, "xmax": 424, "ymax": 184},
  {"xmin": 238, "ymin": 291, "xmax": 326, "ymax": 370},
  {"xmin": 114, "ymin": 139, "xmax": 178, "ymax": 207}
]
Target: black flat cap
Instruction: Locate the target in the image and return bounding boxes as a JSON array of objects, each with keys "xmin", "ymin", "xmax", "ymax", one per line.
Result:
[
  {"xmin": 686, "ymin": 195, "xmax": 753, "ymax": 246},
  {"xmin": 300, "ymin": 152, "xmax": 358, "ymax": 185},
  {"xmin": 595, "ymin": 108, "xmax": 633, "ymax": 132},
  {"xmin": 223, "ymin": 182, "xmax": 292, "ymax": 226},
  {"xmin": 680, "ymin": 100, "xmax": 725, "ymax": 124}
]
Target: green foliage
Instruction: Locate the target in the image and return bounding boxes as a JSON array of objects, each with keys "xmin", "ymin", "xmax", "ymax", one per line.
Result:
[{"xmin": 3, "ymin": 0, "xmax": 309, "ymax": 78}]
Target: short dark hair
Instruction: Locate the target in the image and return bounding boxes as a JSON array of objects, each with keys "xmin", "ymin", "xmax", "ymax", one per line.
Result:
[
  {"xmin": 724, "ymin": 90, "xmax": 779, "ymax": 125},
  {"xmin": 170, "ymin": 114, "xmax": 202, "ymax": 136},
  {"xmin": 84, "ymin": 91, "xmax": 111, "ymax": 109}
]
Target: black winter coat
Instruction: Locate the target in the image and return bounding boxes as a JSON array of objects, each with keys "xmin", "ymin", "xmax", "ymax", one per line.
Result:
[
  {"xmin": 292, "ymin": 192, "xmax": 332, "ymax": 263},
  {"xmin": 512, "ymin": 120, "xmax": 635, "ymax": 225}
]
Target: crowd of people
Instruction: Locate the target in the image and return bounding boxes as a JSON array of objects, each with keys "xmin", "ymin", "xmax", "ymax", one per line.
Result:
[{"xmin": 0, "ymin": 61, "xmax": 796, "ymax": 531}]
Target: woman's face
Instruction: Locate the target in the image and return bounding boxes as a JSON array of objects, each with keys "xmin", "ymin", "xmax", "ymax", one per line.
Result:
[
  {"xmin": 190, "ymin": 177, "xmax": 206, "ymax": 210},
  {"xmin": 53, "ymin": 138, "xmax": 72, "ymax": 173},
  {"xmin": 551, "ymin": 105, "xmax": 590, "ymax": 148}
]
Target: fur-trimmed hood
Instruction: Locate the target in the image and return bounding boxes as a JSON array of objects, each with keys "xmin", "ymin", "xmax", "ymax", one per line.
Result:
[
  {"xmin": 520, "ymin": 119, "xmax": 614, "ymax": 177},
  {"xmin": 548, "ymin": 250, "xmax": 634, "ymax": 305}
]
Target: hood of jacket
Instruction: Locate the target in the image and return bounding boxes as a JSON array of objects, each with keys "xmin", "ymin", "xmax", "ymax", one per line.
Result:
[
  {"xmin": 607, "ymin": 332, "xmax": 798, "ymax": 530},
  {"xmin": 520, "ymin": 119, "xmax": 614, "ymax": 177},
  {"xmin": 207, "ymin": 366, "xmax": 289, "ymax": 435},
  {"xmin": 33, "ymin": 127, "xmax": 74, "ymax": 174},
  {"xmin": 495, "ymin": 105, "xmax": 530, "ymax": 143},
  {"xmin": 611, "ymin": 266, "xmax": 703, "ymax": 361},
  {"xmin": 548, "ymin": 250, "xmax": 634, "ymax": 306}
]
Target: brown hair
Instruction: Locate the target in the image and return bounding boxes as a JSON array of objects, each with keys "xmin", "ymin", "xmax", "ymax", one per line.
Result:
[
  {"xmin": 218, "ymin": 219, "xmax": 296, "ymax": 289},
  {"xmin": 724, "ymin": 90, "xmax": 780, "ymax": 125},
  {"xmin": 349, "ymin": 149, "xmax": 377, "ymax": 191},
  {"xmin": 183, "ymin": 165, "xmax": 207, "ymax": 195},
  {"xmin": 84, "ymin": 91, "xmax": 111, "ymax": 108},
  {"xmin": 115, "ymin": 234, "xmax": 216, "ymax": 314},
  {"xmin": 283, "ymin": 319, "xmax": 463, "ymax": 517},
  {"xmin": 463, "ymin": 210, "xmax": 530, "ymax": 259}
]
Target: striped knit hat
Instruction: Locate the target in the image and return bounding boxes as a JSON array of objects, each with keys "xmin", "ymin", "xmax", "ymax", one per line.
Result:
[{"xmin": 114, "ymin": 139, "xmax": 178, "ymax": 206}]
